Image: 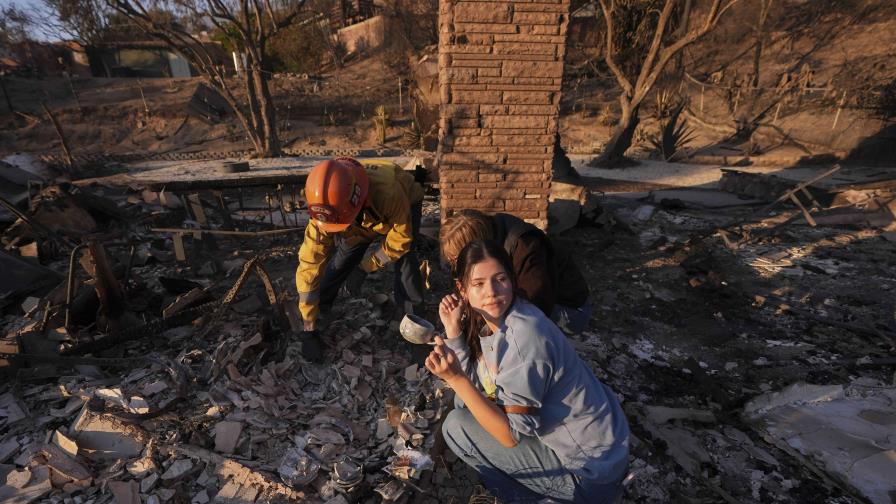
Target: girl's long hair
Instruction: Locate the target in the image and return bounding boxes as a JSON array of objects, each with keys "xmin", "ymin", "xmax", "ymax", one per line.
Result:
[{"xmin": 453, "ymin": 239, "xmax": 518, "ymax": 364}]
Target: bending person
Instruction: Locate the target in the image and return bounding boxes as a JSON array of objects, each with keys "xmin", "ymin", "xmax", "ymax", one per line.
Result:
[
  {"xmin": 426, "ymin": 240, "xmax": 629, "ymax": 503},
  {"xmin": 295, "ymin": 157, "xmax": 425, "ymax": 361},
  {"xmin": 440, "ymin": 209, "xmax": 591, "ymax": 334}
]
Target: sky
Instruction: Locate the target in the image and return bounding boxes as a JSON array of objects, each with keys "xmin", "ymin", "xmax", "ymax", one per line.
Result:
[{"xmin": 1, "ymin": 0, "xmax": 62, "ymax": 41}]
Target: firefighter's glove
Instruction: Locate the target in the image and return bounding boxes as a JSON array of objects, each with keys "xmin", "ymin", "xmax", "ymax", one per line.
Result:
[
  {"xmin": 340, "ymin": 267, "xmax": 367, "ymax": 298},
  {"xmin": 298, "ymin": 330, "xmax": 324, "ymax": 363},
  {"xmin": 360, "ymin": 248, "xmax": 384, "ymax": 273}
]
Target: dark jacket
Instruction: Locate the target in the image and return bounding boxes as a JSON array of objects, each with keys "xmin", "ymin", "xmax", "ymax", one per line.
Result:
[{"xmin": 492, "ymin": 213, "xmax": 590, "ymax": 316}]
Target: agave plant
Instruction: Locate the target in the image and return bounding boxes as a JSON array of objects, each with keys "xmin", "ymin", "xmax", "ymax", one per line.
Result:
[
  {"xmin": 648, "ymin": 104, "xmax": 697, "ymax": 161},
  {"xmin": 654, "ymin": 89, "xmax": 679, "ymax": 120}
]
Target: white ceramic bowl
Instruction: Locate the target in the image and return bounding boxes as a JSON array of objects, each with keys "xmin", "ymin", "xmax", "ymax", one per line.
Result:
[{"xmin": 399, "ymin": 314, "xmax": 435, "ymax": 344}]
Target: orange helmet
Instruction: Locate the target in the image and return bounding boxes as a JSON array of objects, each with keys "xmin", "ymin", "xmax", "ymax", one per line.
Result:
[{"xmin": 304, "ymin": 157, "xmax": 369, "ymax": 232}]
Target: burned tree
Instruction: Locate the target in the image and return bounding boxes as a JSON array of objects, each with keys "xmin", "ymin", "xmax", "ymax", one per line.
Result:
[
  {"xmin": 590, "ymin": 0, "xmax": 739, "ymax": 167},
  {"xmin": 107, "ymin": 0, "xmax": 308, "ymax": 157}
]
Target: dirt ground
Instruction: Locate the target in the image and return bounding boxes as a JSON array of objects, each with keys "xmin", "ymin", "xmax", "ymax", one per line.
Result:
[{"xmin": 0, "ymin": 57, "xmax": 429, "ymax": 160}]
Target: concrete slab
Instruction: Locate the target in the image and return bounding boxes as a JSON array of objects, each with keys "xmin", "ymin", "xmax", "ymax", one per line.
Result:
[
  {"xmin": 568, "ymin": 155, "xmax": 896, "ymax": 194},
  {"xmin": 74, "ymin": 156, "xmax": 413, "ymax": 191},
  {"xmin": 745, "ymin": 381, "xmax": 896, "ymax": 503}
]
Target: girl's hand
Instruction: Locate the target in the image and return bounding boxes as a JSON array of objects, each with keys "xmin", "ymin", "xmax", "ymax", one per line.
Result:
[
  {"xmin": 425, "ymin": 336, "xmax": 465, "ymax": 385},
  {"xmin": 439, "ymin": 293, "xmax": 464, "ymax": 339}
]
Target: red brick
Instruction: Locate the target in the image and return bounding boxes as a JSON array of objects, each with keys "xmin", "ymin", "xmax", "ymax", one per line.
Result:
[
  {"xmin": 452, "ymin": 83, "xmax": 491, "ymax": 91},
  {"xmin": 443, "ymin": 185, "xmax": 476, "ymax": 194},
  {"xmin": 492, "ymin": 146, "xmax": 551, "ymax": 153},
  {"xmin": 439, "ymin": 169, "xmax": 479, "ymax": 184},
  {"xmin": 445, "ymin": 68, "xmax": 479, "ymax": 84},
  {"xmin": 454, "ymin": 2, "xmax": 513, "ymax": 23},
  {"xmin": 442, "ymin": 153, "xmax": 505, "ymax": 165},
  {"xmin": 441, "ymin": 45, "xmax": 493, "ymax": 55},
  {"xmin": 513, "ymin": 12, "xmax": 562, "ymax": 24},
  {"xmin": 506, "ymin": 152, "xmax": 553, "ymax": 160},
  {"xmin": 513, "ymin": 77, "xmax": 557, "ymax": 86},
  {"xmin": 513, "ymin": 3, "xmax": 569, "ymax": 12},
  {"xmin": 455, "ymin": 22, "xmax": 520, "ymax": 34},
  {"xmin": 479, "ymin": 105, "xmax": 508, "ymax": 115},
  {"xmin": 489, "ymin": 83, "xmax": 560, "ymax": 92},
  {"xmin": 451, "ymin": 53, "xmax": 554, "ymax": 62},
  {"xmin": 478, "ymin": 67, "xmax": 502, "ymax": 76},
  {"xmin": 478, "ymin": 188, "xmax": 524, "ymax": 199},
  {"xmin": 452, "ymin": 136, "xmax": 492, "ymax": 147},
  {"xmin": 505, "ymin": 172, "xmax": 550, "ymax": 182},
  {"xmin": 477, "ymin": 76, "xmax": 516, "ymax": 85},
  {"xmin": 502, "ymin": 91, "xmax": 554, "ymax": 104},
  {"xmin": 452, "ymin": 90, "xmax": 503, "ymax": 104},
  {"xmin": 482, "ymin": 115, "xmax": 549, "ymax": 128},
  {"xmin": 502, "ymin": 60, "xmax": 563, "ymax": 78},
  {"xmin": 444, "ymin": 104, "xmax": 480, "ymax": 117},
  {"xmin": 493, "ymin": 34, "xmax": 566, "ymax": 44},
  {"xmin": 452, "ymin": 127, "xmax": 483, "ymax": 136},
  {"xmin": 496, "ymin": 164, "xmax": 549, "ymax": 172},
  {"xmin": 494, "ymin": 43, "xmax": 556, "ymax": 56},
  {"xmin": 490, "ymin": 127, "xmax": 548, "ymax": 135},
  {"xmin": 521, "ymin": 24, "xmax": 561, "ymax": 35},
  {"xmin": 451, "ymin": 59, "xmax": 504, "ymax": 68},
  {"xmin": 506, "ymin": 105, "xmax": 556, "ymax": 115},
  {"xmin": 442, "ymin": 197, "xmax": 505, "ymax": 210},
  {"xmin": 455, "ymin": 33, "xmax": 494, "ymax": 45},
  {"xmin": 453, "ymin": 145, "xmax": 547, "ymax": 154},
  {"xmin": 478, "ymin": 173, "xmax": 505, "ymax": 182},
  {"xmin": 505, "ymin": 199, "xmax": 543, "ymax": 211},
  {"xmin": 491, "ymin": 134, "xmax": 554, "ymax": 146},
  {"xmin": 510, "ymin": 181, "xmax": 550, "ymax": 189}
]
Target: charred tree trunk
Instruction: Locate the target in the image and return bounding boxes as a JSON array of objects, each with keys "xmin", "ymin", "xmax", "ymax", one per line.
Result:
[
  {"xmin": 253, "ymin": 66, "xmax": 280, "ymax": 157},
  {"xmin": 589, "ymin": 103, "xmax": 640, "ymax": 167},
  {"xmin": 592, "ymin": 0, "xmax": 739, "ymax": 168}
]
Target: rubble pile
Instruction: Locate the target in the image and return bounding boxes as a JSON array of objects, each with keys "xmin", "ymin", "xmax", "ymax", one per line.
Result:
[
  {"xmin": 576, "ymin": 166, "xmax": 896, "ymax": 503},
  {"xmin": 0, "ymin": 166, "xmax": 479, "ymax": 504},
  {"xmin": 2, "ymin": 157, "xmax": 895, "ymax": 504}
]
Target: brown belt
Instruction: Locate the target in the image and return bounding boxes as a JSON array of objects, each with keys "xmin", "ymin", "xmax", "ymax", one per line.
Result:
[
  {"xmin": 488, "ymin": 396, "xmax": 539, "ymax": 415},
  {"xmin": 500, "ymin": 404, "xmax": 540, "ymax": 415}
]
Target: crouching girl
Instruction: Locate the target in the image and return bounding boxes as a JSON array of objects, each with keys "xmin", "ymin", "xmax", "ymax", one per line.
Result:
[{"xmin": 425, "ymin": 240, "xmax": 629, "ymax": 503}]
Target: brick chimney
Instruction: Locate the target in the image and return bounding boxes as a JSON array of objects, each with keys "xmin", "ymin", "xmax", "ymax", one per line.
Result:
[{"xmin": 437, "ymin": 0, "xmax": 570, "ymax": 229}]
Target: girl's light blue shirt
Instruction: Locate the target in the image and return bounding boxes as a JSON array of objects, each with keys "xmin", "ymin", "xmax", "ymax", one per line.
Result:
[{"xmin": 445, "ymin": 299, "xmax": 630, "ymax": 482}]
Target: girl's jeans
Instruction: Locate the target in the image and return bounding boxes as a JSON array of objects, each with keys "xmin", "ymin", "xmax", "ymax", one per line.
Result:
[{"xmin": 442, "ymin": 408, "xmax": 625, "ymax": 504}]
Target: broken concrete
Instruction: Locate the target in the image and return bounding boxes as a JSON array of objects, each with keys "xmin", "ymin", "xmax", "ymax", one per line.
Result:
[
  {"xmin": 69, "ymin": 405, "xmax": 149, "ymax": 460},
  {"xmin": 746, "ymin": 380, "xmax": 896, "ymax": 503}
]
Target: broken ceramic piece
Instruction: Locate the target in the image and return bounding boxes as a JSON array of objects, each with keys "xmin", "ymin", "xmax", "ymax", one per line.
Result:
[
  {"xmin": 277, "ymin": 448, "xmax": 319, "ymax": 487},
  {"xmin": 331, "ymin": 456, "xmax": 363, "ymax": 490}
]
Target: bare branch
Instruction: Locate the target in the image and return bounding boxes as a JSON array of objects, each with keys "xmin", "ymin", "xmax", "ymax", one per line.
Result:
[
  {"xmin": 634, "ymin": 0, "xmax": 677, "ymax": 94},
  {"xmin": 598, "ymin": 0, "xmax": 633, "ymax": 99}
]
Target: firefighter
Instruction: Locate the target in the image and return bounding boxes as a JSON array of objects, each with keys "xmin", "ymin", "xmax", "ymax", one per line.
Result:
[{"xmin": 295, "ymin": 157, "xmax": 425, "ymax": 361}]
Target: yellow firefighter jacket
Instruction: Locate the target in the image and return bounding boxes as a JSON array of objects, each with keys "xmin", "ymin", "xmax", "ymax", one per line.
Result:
[{"xmin": 295, "ymin": 159, "xmax": 424, "ymax": 322}]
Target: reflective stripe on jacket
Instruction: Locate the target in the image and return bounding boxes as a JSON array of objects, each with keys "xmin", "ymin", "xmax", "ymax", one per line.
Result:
[{"xmin": 295, "ymin": 159, "xmax": 424, "ymax": 322}]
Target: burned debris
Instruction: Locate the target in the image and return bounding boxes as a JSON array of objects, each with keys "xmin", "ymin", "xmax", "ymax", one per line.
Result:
[
  {"xmin": 1, "ymin": 151, "xmax": 893, "ymax": 504},
  {"xmin": 0, "ymin": 154, "xmax": 483, "ymax": 504}
]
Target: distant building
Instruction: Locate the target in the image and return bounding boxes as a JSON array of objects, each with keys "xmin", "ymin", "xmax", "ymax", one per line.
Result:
[{"xmin": 84, "ymin": 41, "xmax": 200, "ymax": 78}]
